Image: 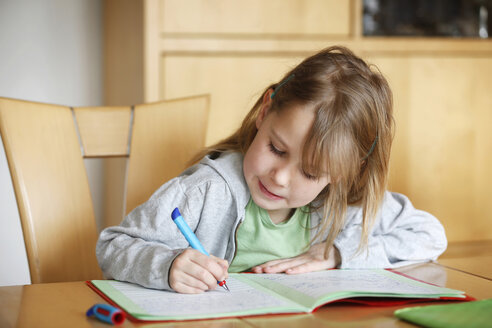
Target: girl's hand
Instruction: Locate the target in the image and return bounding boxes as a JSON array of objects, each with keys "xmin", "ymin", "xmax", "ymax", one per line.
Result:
[
  {"xmin": 169, "ymin": 249, "xmax": 229, "ymax": 294},
  {"xmin": 251, "ymin": 243, "xmax": 340, "ymax": 274}
]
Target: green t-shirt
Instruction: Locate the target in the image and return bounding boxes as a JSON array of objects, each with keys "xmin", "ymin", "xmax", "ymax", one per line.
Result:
[{"xmin": 229, "ymin": 198, "xmax": 311, "ymax": 273}]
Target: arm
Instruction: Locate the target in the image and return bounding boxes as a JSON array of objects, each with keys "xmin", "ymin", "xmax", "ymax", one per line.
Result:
[
  {"xmin": 251, "ymin": 242, "xmax": 340, "ymax": 274},
  {"xmin": 335, "ymin": 191, "xmax": 448, "ymax": 268},
  {"xmin": 96, "ymin": 178, "xmax": 194, "ymax": 290},
  {"xmin": 253, "ymin": 191, "xmax": 446, "ymax": 273},
  {"xmin": 96, "ymin": 175, "xmax": 233, "ymax": 291}
]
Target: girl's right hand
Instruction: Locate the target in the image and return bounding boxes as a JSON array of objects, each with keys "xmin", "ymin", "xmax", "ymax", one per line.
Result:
[{"xmin": 169, "ymin": 249, "xmax": 229, "ymax": 294}]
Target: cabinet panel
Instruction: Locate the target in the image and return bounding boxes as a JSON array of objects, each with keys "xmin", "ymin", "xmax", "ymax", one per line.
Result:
[
  {"xmin": 370, "ymin": 56, "xmax": 492, "ymax": 242},
  {"xmin": 161, "ymin": 54, "xmax": 306, "ymax": 144},
  {"xmin": 160, "ymin": 0, "xmax": 351, "ymax": 37}
]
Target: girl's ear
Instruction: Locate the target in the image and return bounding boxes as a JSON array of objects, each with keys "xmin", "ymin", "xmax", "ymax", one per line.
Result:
[{"xmin": 256, "ymin": 88, "xmax": 274, "ymax": 129}]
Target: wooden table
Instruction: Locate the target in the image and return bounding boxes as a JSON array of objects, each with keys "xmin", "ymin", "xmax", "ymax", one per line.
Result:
[
  {"xmin": 438, "ymin": 240, "xmax": 492, "ymax": 280},
  {"xmin": 1, "ymin": 262, "xmax": 491, "ymax": 328}
]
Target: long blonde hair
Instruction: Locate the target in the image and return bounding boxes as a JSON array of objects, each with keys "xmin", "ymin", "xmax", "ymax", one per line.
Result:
[{"xmin": 191, "ymin": 46, "xmax": 394, "ymax": 257}]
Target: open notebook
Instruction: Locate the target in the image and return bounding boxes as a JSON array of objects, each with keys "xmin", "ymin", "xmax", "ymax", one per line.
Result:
[{"xmin": 88, "ymin": 269, "xmax": 467, "ymax": 322}]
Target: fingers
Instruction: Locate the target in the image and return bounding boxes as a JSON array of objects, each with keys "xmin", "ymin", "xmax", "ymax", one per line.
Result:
[
  {"xmin": 252, "ymin": 257, "xmax": 308, "ymax": 273},
  {"xmin": 284, "ymin": 260, "xmax": 333, "ymax": 274},
  {"xmin": 250, "ymin": 243, "xmax": 339, "ymax": 274},
  {"xmin": 251, "ymin": 258, "xmax": 283, "ymax": 273},
  {"xmin": 210, "ymin": 255, "xmax": 229, "ymax": 281},
  {"xmin": 252, "ymin": 257, "xmax": 335, "ymax": 275},
  {"xmin": 169, "ymin": 249, "xmax": 229, "ymax": 294},
  {"xmin": 170, "ymin": 271, "xmax": 209, "ymax": 294}
]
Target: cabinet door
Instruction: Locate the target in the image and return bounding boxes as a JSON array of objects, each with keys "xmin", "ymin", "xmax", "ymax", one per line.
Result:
[
  {"xmin": 159, "ymin": 0, "xmax": 350, "ymax": 37},
  {"xmin": 370, "ymin": 56, "xmax": 492, "ymax": 242},
  {"xmin": 154, "ymin": 0, "xmax": 352, "ymax": 144},
  {"xmin": 161, "ymin": 54, "xmax": 306, "ymax": 144}
]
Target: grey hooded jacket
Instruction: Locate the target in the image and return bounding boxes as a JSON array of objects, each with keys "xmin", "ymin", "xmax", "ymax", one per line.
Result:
[{"xmin": 96, "ymin": 152, "xmax": 447, "ymax": 291}]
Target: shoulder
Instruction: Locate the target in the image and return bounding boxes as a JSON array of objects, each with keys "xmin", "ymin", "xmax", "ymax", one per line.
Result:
[
  {"xmin": 311, "ymin": 191, "xmax": 420, "ymax": 226},
  {"xmin": 342, "ymin": 191, "xmax": 415, "ymax": 218},
  {"xmin": 177, "ymin": 151, "xmax": 250, "ymax": 208},
  {"xmin": 361, "ymin": 191, "xmax": 437, "ymax": 232},
  {"xmin": 378, "ymin": 191, "xmax": 419, "ymax": 216},
  {"xmin": 178, "ymin": 152, "xmax": 245, "ymax": 188},
  {"xmin": 125, "ymin": 152, "xmax": 249, "ymax": 229}
]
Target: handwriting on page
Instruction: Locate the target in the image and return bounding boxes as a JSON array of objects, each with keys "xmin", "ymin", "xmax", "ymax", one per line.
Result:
[
  {"xmin": 109, "ymin": 277, "xmax": 293, "ymax": 316},
  {"xmin": 252, "ymin": 270, "xmax": 442, "ymax": 299}
]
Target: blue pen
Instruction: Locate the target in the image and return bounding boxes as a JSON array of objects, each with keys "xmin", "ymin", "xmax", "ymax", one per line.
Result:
[
  {"xmin": 86, "ymin": 303, "xmax": 126, "ymax": 325},
  {"xmin": 171, "ymin": 207, "xmax": 230, "ymax": 291}
]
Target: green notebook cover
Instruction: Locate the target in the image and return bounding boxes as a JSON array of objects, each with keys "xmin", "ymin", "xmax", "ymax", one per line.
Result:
[{"xmin": 395, "ymin": 298, "xmax": 492, "ymax": 328}]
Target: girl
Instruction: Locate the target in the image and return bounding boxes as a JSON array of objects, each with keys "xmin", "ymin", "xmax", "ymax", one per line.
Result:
[{"xmin": 96, "ymin": 46, "xmax": 447, "ymax": 294}]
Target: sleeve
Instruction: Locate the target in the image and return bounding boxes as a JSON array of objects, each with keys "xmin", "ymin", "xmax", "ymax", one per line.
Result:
[
  {"xmin": 95, "ymin": 176, "xmax": 207, "ymax": 291},
  {"xmin": 334, "ymin": 191, "xmax": 448, "ymax": 269}
]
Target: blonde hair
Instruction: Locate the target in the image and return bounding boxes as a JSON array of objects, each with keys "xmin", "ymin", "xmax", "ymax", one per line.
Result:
[{"xmin": 191, "ymin": 46, "xmax": 394, "ymax": 257}]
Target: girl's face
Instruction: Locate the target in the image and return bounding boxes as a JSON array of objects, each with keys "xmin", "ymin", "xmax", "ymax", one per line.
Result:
[{"xmin": 243, "ymin": 94, "xmax": 331, "ymax": 224}]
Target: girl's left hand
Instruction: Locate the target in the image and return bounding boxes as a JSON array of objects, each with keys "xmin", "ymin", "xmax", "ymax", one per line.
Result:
[{"xmin": 251, "ymin": 243, "xmax": 340, "ymax": 274}]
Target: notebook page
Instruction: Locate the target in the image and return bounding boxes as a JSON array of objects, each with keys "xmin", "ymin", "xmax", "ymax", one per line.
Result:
[
  {"xmin": 240, "ymin": 269, "xmax": 464, "ymax": 309},
  {"xmin": 92, "ymin": 276, "xmax": 302, "ymax": 320}
]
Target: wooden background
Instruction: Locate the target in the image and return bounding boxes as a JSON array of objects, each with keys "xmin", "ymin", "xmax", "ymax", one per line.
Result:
[{"xmin": 103, "ymin": 0, "xmax": 492, "ymax": 244}]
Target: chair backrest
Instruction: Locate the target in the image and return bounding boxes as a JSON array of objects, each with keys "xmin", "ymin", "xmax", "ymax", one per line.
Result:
[
  {"xmin": 125, "ymin": 99, "xmax": 210, "ymax": 215},
  {"xmin": 0, "ymin": 95, "xmax": 209, "ymax": 283}
]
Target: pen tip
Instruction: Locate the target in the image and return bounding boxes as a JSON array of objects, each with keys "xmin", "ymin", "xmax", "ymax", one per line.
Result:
[{"xmin": 224, "ymin": 283, "xmax": 230, "ymax": 292}]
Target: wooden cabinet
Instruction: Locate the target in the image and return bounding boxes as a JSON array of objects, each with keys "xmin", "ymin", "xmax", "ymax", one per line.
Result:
[
  {"xmin": 145, "ymin": 0, "xmax": 352, "ymax": 144},
  {"xmin": 104, "ymin": 0, "xmax": 492, "ymax": 242},
  {"xmin": 160, "ymin": 55, "xmax": 307, "ymax": 143},
  {"xmin": 370, "ymin": 56, "xmax": 492, "ymax": 242},
  {"xmin": 158, "ymin": 0, "xmax": 350, "ymax": 37}
]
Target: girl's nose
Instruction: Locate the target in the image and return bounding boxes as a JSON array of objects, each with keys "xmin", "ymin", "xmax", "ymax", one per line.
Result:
[{"xmin": 270, "ymin": 164, "xmax": 290, "ymax": 187}]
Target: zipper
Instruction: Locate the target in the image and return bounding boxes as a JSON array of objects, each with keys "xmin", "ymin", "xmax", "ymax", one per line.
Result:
[{"xmin": 231, "ymin": 218, "xmax": 244, "ymax": 261}]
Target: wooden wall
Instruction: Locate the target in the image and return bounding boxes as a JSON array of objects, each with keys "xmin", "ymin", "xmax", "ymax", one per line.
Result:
[{"xmin": 104, "ymin": 0, "xmax": 492, "ymax": 242}]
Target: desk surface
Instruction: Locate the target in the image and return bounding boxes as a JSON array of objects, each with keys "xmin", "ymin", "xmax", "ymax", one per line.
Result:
[
  {"xmin": 438, "ymin": 240, "xmax": 492, "ymax": 280},
  {"xmin": 1, "ymin": 262, "xmax": 491, "ymax": 328}
]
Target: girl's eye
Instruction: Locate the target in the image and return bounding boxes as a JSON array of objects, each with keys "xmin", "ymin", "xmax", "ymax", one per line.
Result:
[
  {"xmin": 303, "ymin": 172, "xmax": 318, "ymax": 181},
  {"xmin": 268, "ymin": 142, "xmax": 285, "ymax": 157}
]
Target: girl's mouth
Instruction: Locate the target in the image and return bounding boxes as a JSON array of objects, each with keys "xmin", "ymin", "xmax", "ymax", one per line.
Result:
[{"xmin": 258, "ymin": 180, "xmax": 284, "ymax": 200}]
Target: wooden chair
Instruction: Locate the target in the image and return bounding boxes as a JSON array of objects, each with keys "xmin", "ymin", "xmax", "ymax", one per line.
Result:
[{"xmin": 0, "ymin": 95, "xmax": 209, "ymax": 283}]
